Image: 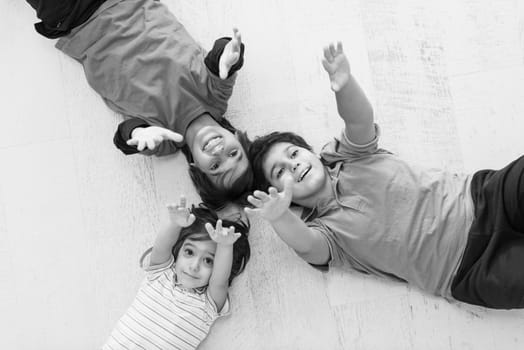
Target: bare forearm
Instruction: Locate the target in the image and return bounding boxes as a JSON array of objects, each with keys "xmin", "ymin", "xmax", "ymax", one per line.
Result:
[
  {"xmin": 271, "ymin": 210, "xmax": 330, "ymax": 264},
  {"xmin": 208, "ymin": 244, "xmax": 233, "ymax": 311},
  {"xmin": 150, "ymin": 223, "xmax": 182, "ymax": 265},
  {"xmin": 336, "ymin": 75, "xmax": 375, "ymax": 144},
  {"xmin": 209, "ymin": 244, "xmax": 233, "ymax": 288}
]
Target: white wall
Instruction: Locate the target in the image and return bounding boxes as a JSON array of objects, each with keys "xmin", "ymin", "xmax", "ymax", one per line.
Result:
[{"xmin": 1, "ymin": 0, "xmax": 524, "ymax": 349}]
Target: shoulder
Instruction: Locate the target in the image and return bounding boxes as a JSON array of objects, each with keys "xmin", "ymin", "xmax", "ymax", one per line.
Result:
[{"xmin": 321, "ymin": 124, "xmax": 392, "ymax": 164}]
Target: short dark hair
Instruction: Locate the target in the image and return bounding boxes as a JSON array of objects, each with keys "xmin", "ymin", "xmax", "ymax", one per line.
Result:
[
  {"xmin": 171, "ymin": 204, "xmax": 250, "ymax": 286},
  {"xmin": 248, "ymin": 131, "xmax": 313, "ymax": 191},
  {"xmin": 183, "ymin": 117, "xmax": 254, "ymax": 209}
]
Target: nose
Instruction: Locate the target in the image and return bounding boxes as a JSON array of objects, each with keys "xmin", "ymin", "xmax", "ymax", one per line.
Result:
[
  {"xmin": 292, "ymin": 162, "xmax": 300, "ymax": 172},
  {"xmin": 210, "ymin": 144, "xmax": 224, "ymax": 155},
  {"xmin": 189, "ymin": 258, "xmax": 200, "ymax": 272}
]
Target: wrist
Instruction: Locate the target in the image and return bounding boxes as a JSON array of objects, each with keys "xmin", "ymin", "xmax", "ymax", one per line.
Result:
[
  {"xmin": 271, "ymin": 208, "xmax": 293, "ymax": 224},
  {"xmin": 216, "ymin": 241, "xmax": 235, "ymax": 249}
]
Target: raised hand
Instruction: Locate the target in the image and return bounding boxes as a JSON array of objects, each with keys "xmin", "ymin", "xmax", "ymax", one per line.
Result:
[
  {"xmin": 245, "ymin": 179, "xmax": 293, "ymax": 222},
  {"xmin": 219, "ymin": 28, "xmax": 242, "ymax": 80},
  {"xmin": 321, "ymin": 42, "xmax": 350, "ymax": 92},
  {"xmin": 166, "ymin": 196, "xmax": 196, "ymax": 228},
  {"xmin": 205, "ymin": 219, "xmax": 241, "ymax": 246},
  {"xmin": 127, "ymin": 126, "xmax": 183, "ymax": 151}
]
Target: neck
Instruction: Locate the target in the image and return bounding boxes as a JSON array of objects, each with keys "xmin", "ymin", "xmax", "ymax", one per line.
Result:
[
  {"xmin": 185, "ymin": 113, "xmax": 218, "ymax": 152},
  {"xmin": 293, "ymin": 168, "xmax": 334, "ymax": 208}
]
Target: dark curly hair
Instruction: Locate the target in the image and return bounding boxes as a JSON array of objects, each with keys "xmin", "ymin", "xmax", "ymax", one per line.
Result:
[
  {"xmin": 248, "ymin": 131, "xmax": 313, "ymax": 191},
  {"xmin": 171, "ymin": 204, "xmax": 250, "ymax": 286},
  {"xmin": 182, "ymin": 117, "xmax": 254, "ymax": 210}
]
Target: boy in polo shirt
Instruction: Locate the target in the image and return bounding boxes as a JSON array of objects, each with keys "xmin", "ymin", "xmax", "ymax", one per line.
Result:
[{"xmin": 246, "ymin": 42, "xmax": 524, "ymax": 309}]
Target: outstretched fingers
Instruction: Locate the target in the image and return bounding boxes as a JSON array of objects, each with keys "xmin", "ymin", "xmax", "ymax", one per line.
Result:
[
  {"xmin": 336, "ymin": 41, "xmax": 343, "ymax": 54},
  {"xmin": 205, "ymin": 222, "xmax": 216, "ymax": 238},
  {"xmin": 162, "ymin": 130, "xmax": 183, "ymax": 143},
  {"xmin": 232, "ymin": 27, "xmax": 242, "ymax": 48},
  {"xmin": 329, "ymin": 43, "xmax": 336, "ymax": 57},
  {"xmin": 137, "ymin": 139, "xmax": 146, "ymax": 151},
  {"xmin": 323, "ymin": 46, "xmax": 334, "ymax": 63}
]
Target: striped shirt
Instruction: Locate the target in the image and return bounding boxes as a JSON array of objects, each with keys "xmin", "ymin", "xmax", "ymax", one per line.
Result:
[{"xmin": 102, "ymin": 256, "xmax": 230, "ymax": 350}]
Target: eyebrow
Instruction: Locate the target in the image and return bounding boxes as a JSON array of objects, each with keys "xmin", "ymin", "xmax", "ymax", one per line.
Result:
[{"xmin": 269, "ymin": 145, "xmax": 294, "ymax": 179}]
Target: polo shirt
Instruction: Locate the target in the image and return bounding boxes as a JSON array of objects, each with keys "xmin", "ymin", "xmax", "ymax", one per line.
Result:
[
  {"xmin": 55, "ymin": 0, "xmax": 236, "ymax": 156},
  {"xmin": 303, "ymin": 125, "xmax": 475, "ymax": 298}
]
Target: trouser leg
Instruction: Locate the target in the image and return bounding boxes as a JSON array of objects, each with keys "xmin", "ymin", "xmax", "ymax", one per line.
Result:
[
  {"xmin": 501, "ymin": 155, "xmax": 524, "ymax": 232},
  {"xmin": 451, "ymin": 155, "xmax": 524, "ymax": 309},
  {"xmin": 479, "ymin": 237, "xmax": 524, "ymax": 308},
  {"xmin": 25, "ymin": 0, "xmax": 73, "ymax": 25}
]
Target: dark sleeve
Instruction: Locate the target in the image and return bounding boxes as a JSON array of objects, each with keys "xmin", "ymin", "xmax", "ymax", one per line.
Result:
[
  {"xmin": 113, "ymin": 118, "xmax": 150, "ymax": 155},
  {"xmin": 204, "ymin": 37, "xmax": 245, "ymax": 79}
]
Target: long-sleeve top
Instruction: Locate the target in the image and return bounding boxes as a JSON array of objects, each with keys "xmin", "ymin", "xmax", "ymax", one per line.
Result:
[{"xmin": 55, "ymin": 0, "xmax": 244, "ymax": 156}]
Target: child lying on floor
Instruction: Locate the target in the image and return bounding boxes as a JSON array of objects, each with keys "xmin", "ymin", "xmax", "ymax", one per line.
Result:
[
  {"xmin": 103, "ymin": 196, "xmax": 250, "ymax": 349},
  {"xmin": 246, "ymin": 42, "xmax": 524, "ymax": 309}
]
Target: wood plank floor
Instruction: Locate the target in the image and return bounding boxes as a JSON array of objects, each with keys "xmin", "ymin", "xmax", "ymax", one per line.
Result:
[{"xmin": 1, "ymin": 0, "xmax": 524, "ymax": 349}]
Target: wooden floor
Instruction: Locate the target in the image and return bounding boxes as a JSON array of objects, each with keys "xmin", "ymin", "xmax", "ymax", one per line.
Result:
[{"xmin": 1, "ymin": 0, "xmax": 524, "ymax": 349}]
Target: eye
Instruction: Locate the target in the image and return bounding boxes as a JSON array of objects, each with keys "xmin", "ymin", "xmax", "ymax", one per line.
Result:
[
  {"xmin": 183, "ymin": 248, "xmax": 193, "ymax": 257},
  {"xmin": 209, "ymin": 163, "xmax": 219, "ymax": 171},
  {"xmin": 276, "ymin": 168, "xmax": 284, "ymax": 179},
  {"xmin": 229, "ymin": 149, "xmax": 239, "ymax": 157},
  {"xmin": 290, "ymin": 149, "xmax": 298, "ymax": 158},
  {"xmin": 203, "ymin": 257, "xmax": 214, "ymax": 266}
]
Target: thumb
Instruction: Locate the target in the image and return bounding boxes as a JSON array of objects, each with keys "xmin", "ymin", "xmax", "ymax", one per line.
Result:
[
  {"xmin": 219, "ymin": 61, "xmax": 228, "ymax": 80},
  {"xmin": 204, "ymin": 222, "xmax": 215, "ymax": 235},
  {"xmin": 126, "ymin": 138, "xmax": 138, "ymax": 146},
  {"xmin": 162, "ymin": 130, "xmax": 183, "ymax": 143}
]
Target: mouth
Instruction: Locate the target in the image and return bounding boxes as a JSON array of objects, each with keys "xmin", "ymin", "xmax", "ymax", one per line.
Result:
[
  {"xmin": 298, "ymin": 166, "xmax": 311, "ymax": 182},
  {"xmin": 183, "ymin": 272, "xmax": 199, "ymax": 279},
  {"xmin": 202, "ymin": 136, "xmax": 223, "ymax": 153}
]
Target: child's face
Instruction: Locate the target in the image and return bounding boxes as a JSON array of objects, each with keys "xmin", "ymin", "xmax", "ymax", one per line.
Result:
[
  {"xmin": 262, "ymin": 142, "xmax": 327, "ymax": 200},
  {"xmin": 190, "ymin": 126, "xmax": 249, "ymax": 189},
  {"xmin": 175, "ymin": 237, "xmax": 217, "ymax": 289}
]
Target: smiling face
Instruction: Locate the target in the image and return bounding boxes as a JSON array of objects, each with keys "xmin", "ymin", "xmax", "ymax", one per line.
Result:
[
  {"xmin": 262, "ymin": 142, "xmax": 329, "ymax": 202},
  {"xmin": 190, "ymin": 125, "xmax": 249, "ymax": 189},
  {"xmin": 174, "ymin": 237, "xmax": 217, "ymax": 289}
]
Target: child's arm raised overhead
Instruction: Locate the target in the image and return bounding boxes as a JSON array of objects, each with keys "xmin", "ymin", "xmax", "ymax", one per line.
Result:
[
  {"xmin": 150, "ymin": 196, "xmax": 196, "ymax": 266},
  {"xmin": 113, "ymin": 28, "xmax": 245, "ymax": 156},
  {"xmin": 322, "ymin": 42, "xmax": 375, "ymax": 145},
  {"xmin": 245, "ymin": 180, "xmax": 330, "ymax": 265},
  {"xmin": 218, "ymin": 28, "xmax": 244, "ymax": 80},
  {"xmin": 205, "ymin": 220, "xmax": 241, "ymax": 311}
]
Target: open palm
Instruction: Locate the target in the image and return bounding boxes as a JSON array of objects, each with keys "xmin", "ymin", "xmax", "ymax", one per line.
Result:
[
  {"xmin": 245, "ymin": 180, "xmax": 293, "ymax": 222},
  {"xmin": 321, "ymin": 42, "xmax": 350, "ymax": 92},
  {"xmin": 219, "ymin": 28, "xmax": 242, "ymax": 79},
  {"xmin": 166, "ymin": 196, "xmax": 195, "ymax": 228}
]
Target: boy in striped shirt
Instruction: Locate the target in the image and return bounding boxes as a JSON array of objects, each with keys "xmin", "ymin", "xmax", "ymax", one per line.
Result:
[{"xmin": 103, "ymin": 197, "xmax": 250, "ymax": 349}]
